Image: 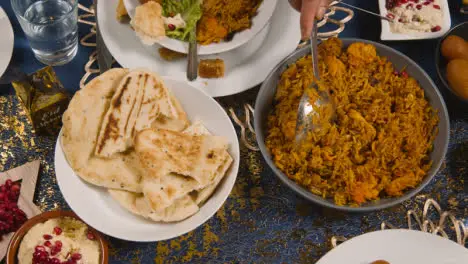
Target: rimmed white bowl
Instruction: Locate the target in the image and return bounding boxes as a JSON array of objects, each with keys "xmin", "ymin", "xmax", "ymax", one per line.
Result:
[
  {"xmin": 123, "ymin": 0, "xmax": 278, "ymax": 55},
  {"xmin": 55, "ymin": 77, "xmax": 240, "ymax": 242}
]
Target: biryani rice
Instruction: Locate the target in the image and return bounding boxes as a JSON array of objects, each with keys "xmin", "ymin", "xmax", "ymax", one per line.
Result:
[
  {"xmin": 265, "ymin": 38, "xmax": 439, "ymax": 206},
  {"xmin": 197, "ymin": 0, "xmax": 262, "ymax": 45}
]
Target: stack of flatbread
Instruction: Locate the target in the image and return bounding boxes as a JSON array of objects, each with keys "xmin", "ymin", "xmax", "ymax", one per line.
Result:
[{"xmin": 61, "ymin": 68, "xmax": 233, "ymax": 222}]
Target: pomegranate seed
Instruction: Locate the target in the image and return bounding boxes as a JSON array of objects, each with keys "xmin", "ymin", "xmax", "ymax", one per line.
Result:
[
  {"xmin": 168, "ymin": 24, "xmax": 176, "ymax": 31},
  {"xmin": 33, "ymin": 251, "xmax": 41, "ymax": 260},
  {"xmin": 406, "ymin": 3, "xmax": 413, "ymax": 8},
  {"xmin": 43, "ymin": 234, "xmax": 53, "ymax": 240},
  {"xmin": 400, "ymin": 0, "xmax": 408, "ymax": 3},
  {"xmin": 433, "ymin": 4, "xmax": 440, "ymax": 9},
  {"xmin": 87, "ymin": 231, "xmax": 95, "ymax": 240},
  {"xmin": 35, "ymin": 245, "xmax": 46, "ymax": 252},
  {"xmin": 38, "ymin": 250, "xmax": 48, "ymax": 260},
  {"xmin": 50, "ymin": 258, "xmax": 61, "ymax": 264},
  {"xmin": 55, "ymin": 240, "xmax": 63, "ymax": 248},
  {"xmin": 11, "ymin": 184, "xmax": 20, "ymax": 192},
  {"xmin": 5, "ymin": 180, "xmax": 12, "ymax": 187},
  {"xmin": 0, "ymin": 180, "xmax": 26, "ymax": 238},
  {"xmin": 393, "ymin": 71, "xmax": 399, "ymax": 76},
  {"xmin": 416, "ymin": 4, "xmax": 422, "ymax": 9},
  {"xmin": 431, "ymin": 25, "xmax": 441, "ymax": 32},
  {"xmin": 386, "ymin": 13, "xmax": 395, "ymax": 19},
  {"xmin": 44, "ymin": 241, "xmax": 52, "ymax": 247},
  {"xmin": 401, "ymin": 71, "xmax": 409, "ymax": 78},
  {"xmin": 53, "ymin": 226, "xmax": 62, "ymax": 235},
  {"xmin": 71, "ymin": 253, "xmax": 82, "ymax": 260},
  {"xmin": 423, "ymin": 1, "xmax": 430, "ymax": 5},
  {"xmin": 398, "ymin": 18, "xmax": 403, "ymax": 22},
  {"xmin": 51, "ymin": 246, "xmax": 60, "ymax": 256}
]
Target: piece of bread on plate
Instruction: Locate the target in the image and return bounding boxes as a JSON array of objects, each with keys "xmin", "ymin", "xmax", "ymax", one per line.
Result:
[{"xmin": 131, "ymin": 1, "xmax": 166, "ymax": 45}]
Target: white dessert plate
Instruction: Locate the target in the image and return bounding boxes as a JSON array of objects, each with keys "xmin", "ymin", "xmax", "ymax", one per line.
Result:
[
  {"xmin": 55, "ymin": 77, "xmax": 240, "ymax": 242},
  {"xmin": 98, "ymin": 0, "xmax": 300, "ymax": 97},
  {"xmin": 0, "ymin": 7, "xmax": 14, "ymax": 78},
  {"xmin": 317, "ymin": 229, "xmax": 468, "ymax": 264},
  {"xmin": 123, "ymin": 0, "xmax": 278, "ymax": 55},
  {"xmin": 378, "ymin": 0, "xmax": 451, "ymax": 41}
]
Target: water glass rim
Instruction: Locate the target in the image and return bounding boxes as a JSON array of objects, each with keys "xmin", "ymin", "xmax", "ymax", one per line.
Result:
[{"xmin": 10, "ymin": 0, "xmax": 78, "ymax": 25}]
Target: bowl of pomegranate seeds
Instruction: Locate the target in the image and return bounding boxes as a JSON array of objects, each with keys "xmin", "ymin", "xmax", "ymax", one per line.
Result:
[
  {"xmin": 6, "ymin": 211, "xmax": 108, "ymax": 264},
  {"xmin": 378, "ymin": 0, "xmax": 451, "ymax": 40},
  {"xmin": 0, "ymin": 179, "xmax": 28, "ymax": 236}
]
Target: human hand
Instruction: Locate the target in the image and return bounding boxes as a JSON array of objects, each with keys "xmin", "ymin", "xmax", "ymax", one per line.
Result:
[{"xmin": 289, "ymin": 0, "xmax": 331, "ymax": 40}]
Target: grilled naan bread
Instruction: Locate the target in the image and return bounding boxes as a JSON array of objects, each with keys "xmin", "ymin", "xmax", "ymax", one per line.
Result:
[
  {"xmin": 180, "ymin": 122, "xmax": 233, "ymax": 205},
  {"xmin": 134, "ymin": 70, "xmax": 186, "ymax": 132},
  {"xmin": 109, "ymin": 190, "xmax": 199, "ymax": 223},
  {"xmin": 131, "ymin": 1, "xmax": 166, "ymax": 45},
  {"xmin": 62, "ymin": 68, "xmax": 232, "ymax": 222},
  {"xmin": 62, "ymin": 68, "xmax": 144, "ymax": 192},
  {"xmin": 109, "ymin": 122, "xmax": 232, "ymax": 222},
  {"xmin": 136, "ymin": 128, "xmax": 230, "ymax": 211},
  {"xmin": 62, "ymin": 68, "xmax": 128, "ymax": 169},
  {"xmin": 94, "ymin": 71, "xmax": 145, "ymax": 157},
  {"xmin": 95, "ymin": 69, "xmax": 186, "ymax": 158}
]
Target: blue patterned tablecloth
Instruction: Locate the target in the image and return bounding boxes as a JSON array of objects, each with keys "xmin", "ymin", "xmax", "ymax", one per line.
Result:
[{"xmin": 0, "ymin": 1, "xmax": 467, "ymax": 263}]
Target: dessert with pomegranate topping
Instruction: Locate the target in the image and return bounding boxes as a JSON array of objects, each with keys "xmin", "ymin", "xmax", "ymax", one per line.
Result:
[
  {"xmin": 385, "ymin": 0, "xmax": 443, "ymax": 34},
  {"xmin": 17, "ymin": 217, "xmax": 100, "ymax": 264}
]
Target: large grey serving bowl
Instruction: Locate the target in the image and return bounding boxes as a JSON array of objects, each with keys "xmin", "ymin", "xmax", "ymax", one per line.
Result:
[{"xmin": 254, "ymin": 38, "xmax": 450, "ymax": 212}]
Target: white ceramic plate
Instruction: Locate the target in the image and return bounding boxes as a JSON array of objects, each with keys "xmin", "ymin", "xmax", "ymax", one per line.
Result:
[
  {"xmin": 123, "ymin": 0, "xmax": 278, "ymax": 55},
  {"xmin": 378, "ymin": 0, "xmax": 451, "ymax": 41},
  {"xmin": 317, "ymin": 229, "xmax": 468, "ymax": 264},
  {"xmin": 54, "ymin": 77, "xmax": 240, "ymax": 242},
  {"xmin": 98, "ymin": 0, "xmax": 300, "ymax": 97},
  {"xmin": 0, "ymin": 7, "xmax": 14, "ymax": 77}
]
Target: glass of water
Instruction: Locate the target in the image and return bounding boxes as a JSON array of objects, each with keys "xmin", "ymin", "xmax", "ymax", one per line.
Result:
[{"xmin": 11, "ymin": 0, "xmax": 78, "ymax": 66}]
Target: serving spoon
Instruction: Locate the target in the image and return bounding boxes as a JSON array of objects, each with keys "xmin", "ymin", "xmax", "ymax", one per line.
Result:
[{"xmin": 295, "ymin": 20, "xmax": 335, "ymax": 145}]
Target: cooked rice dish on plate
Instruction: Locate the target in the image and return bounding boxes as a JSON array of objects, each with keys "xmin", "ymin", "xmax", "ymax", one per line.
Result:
[
  {"xmin": 132, "ymin": 0, "xmax": 263, "ymax": 45},
  {"xmin": 265, "ymin": 38, "xmax": 439, "ymax": 206}
]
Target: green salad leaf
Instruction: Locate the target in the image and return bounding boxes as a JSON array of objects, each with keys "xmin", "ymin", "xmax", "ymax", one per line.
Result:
[{"xmin": 162, "ymin": 0, "xmax": 202, "ymax": 42}]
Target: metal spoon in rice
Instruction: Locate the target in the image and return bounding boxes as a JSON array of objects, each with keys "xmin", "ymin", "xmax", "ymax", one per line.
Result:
[{"xmin": 295, "ymin": 20, "xmax": 335, "ymax": 145}]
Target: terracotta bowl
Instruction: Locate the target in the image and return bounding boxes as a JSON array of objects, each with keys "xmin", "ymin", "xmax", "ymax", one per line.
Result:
[{"xmin": 6, "ymin": 211, "xmax": 108, "ymax": 264}]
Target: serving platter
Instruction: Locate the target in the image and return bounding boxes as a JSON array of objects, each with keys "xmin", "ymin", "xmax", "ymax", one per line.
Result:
[
  {"xmin": 123, "ymin": 0, "xmax": 278, "ymax": 55},
  {"xmin": 378, "ymin": 0, "xmax": 451, "ymax": 41},
  {"xmin": 0, "ymin": 7, "xmax": 14, "ymax": 78},
  {"xmin": 316, "ymin": 229, "xmax": 468, "ymax": 264},
  {"xmin": 55, "ymin": 77, "xmax": 240, "ymax": 242},
  {"xmin": 98, "ymin": 0, "xmax": 300, "ymax": 97}
]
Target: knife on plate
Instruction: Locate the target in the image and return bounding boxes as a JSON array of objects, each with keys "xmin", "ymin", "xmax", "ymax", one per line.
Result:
[{"xmin": 93, "ymin": 0, "xmax": 113, "ymax": 74}]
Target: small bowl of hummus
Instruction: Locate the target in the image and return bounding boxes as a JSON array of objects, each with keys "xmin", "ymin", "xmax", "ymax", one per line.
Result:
[{"xmin": 6, "ymin": 211, "xmax": 108, "ymax": 264}]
